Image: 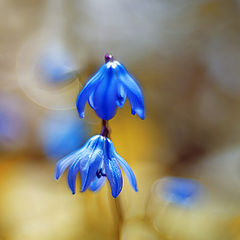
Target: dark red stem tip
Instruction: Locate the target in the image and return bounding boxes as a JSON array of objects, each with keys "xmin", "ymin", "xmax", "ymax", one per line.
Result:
[{"xmin": 104, "ymin": 54, "xmax": 114, "ymax": 63}]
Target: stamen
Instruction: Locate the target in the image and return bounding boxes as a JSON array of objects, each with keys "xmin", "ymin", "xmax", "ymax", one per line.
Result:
[
  {"xmin": 100, "ymin": 168, "xmax": 106, "ymax": 177},
  {"xmin": 96, "ymin": 168, "xmax": 106, "ymax": 178},
  {"xmin": 96, "ymin": 169, "xmax": 101, "ymax": 178}
]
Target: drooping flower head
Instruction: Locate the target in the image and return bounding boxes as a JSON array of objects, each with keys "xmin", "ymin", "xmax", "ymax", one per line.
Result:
[
  {"xmin": 76, "ymin": 54, "xmax": 145, "ymax": 120},
  {"xmin": 55, "ymin": 135, "xmax": 137, "ymax": 198}
]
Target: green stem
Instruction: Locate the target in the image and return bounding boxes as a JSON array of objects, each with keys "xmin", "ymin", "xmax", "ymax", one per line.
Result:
[
  {"xmin": 107, "ymin": 184, "xmax": 123, "ymax": 240},
  {"xmin": 102, "ymin": 119, "xmax": 122, "ymax": 239},
  {"xmin": 114, "ymin": 197, "xmax": 123, "ymax": 223}
]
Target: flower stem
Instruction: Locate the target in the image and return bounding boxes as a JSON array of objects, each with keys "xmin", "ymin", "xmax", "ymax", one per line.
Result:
[
  {"xmin": 114, "ymin": 196, "xmax": 124, "ymax": 228},
  {"xmin": 114, "ymin": 197, "xmax": 123, "ymax": 240},
  {"xmin": 103, "ymin": 119, "xmax": 123, "ymax": 239},
  {"xmin": 108, "ymin": 185, "xmax": 123, "ymax": 240},
  {"xmin": 101, "ymin": 119, "xmax": 110, "ymax": 138}
]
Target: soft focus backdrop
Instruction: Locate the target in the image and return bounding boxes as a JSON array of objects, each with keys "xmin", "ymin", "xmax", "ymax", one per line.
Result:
[{"xmin": 1, "ymin": 0, "xmax": 240, "ymax": 239}]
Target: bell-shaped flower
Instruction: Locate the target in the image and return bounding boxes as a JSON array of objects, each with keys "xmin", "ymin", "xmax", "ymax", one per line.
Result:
[
  {"xmin": 55, "ymin": 135, "xmax": 138, "ymax": 198},
  {"xmin": 76, "ymin": 55, "xmax": 145, "ymax": 120}
]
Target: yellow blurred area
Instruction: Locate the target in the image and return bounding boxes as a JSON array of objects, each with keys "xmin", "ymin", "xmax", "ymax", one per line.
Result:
[{"xmin": 1, "ymin": 0, "xmax": 240, "ymax": 239}]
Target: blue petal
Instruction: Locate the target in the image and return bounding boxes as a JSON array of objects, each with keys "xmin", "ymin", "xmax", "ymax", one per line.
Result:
[
  {"xmin": 80, "ymin": 151, "xmax": 103, "ymax": 192},
  {"xmin": 107, "ymin": 138, "xmax": 138, "ymax": 192},
  {"xmin": 116, "ymin": 83, "xmax": 127, "ymax": 108},
  {"xmin": 89, "ymin": 176, "xmax": 106, "ymax": 192},
  {"xmin": 76, "ymin": 65, "xmax": 106, "ymax": 118},
  {"xmin": 104, "ymin": 138, "xmax": 123, "ymax": 198},
  {"xmin": 117, "ymin": 63, "xmax": 145, "ymax": 119},
  {"xmin": 67, "ymin": 159, "xmax": 81, "ymax": 194},
  {"xmin": 88, "ymin": 91, "xmax": 95, "ymax": 110},
  {"xmin": 55, "ymin": 135, "xmax": 100, "ymax": 179},
  {"xmin": 93, "ymin": 66, "xmax": 118, "ymax": 120},
  {"xmin": 80, "ymin": 136, "xmax": 104, "ymax": 192},
  {"xmin": 55, "ymin": 149, "xmax": 82, "ymax": 180}
]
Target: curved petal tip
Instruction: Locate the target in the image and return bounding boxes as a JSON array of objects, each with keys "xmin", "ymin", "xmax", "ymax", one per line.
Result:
[
  {"xmin": 55, "ymin": 173, "xmax": 60, "ymax": 180},
  {"xmin": 79, "ymin": 112, "xmax": 84, "ymax": 118},
  {"xmin": 107, "ymin": 138, "xmax": 138, "ymax": 192},
  {"xmin": 132, "ymin": 108, "xmax": 145, "ymax": 120}
]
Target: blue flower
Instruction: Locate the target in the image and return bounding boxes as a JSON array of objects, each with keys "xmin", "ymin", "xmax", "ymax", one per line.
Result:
[
  {"xmin": 39, "ymin": 44, "xmax": 77, "ymax": 84},
  {"xmin": 155, "ymin": 177, "xmax": 204, "ymax": 207},
  {"xmin": 38, "ymin": 111, "xmax": 88, "ymax": 160},
  {"xmin": 55, "ymin": 135, "xmax": 138, "ymax": 198},
  {"xmin": 76, "ymin": 55, "xmax": 145, "ymax": 120}
]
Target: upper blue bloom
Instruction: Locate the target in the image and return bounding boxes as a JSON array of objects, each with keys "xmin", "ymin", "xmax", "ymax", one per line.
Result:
[
  {"xmin": 55, "ymin": 135, "xmax": 138, "ymax": 198},
  {"xmin": 76, "ymin": 55, "xmax": 145, "ymax": 120}
]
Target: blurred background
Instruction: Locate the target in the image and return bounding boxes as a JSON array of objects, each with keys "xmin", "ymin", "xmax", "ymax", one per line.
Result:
[{"xmin": 1, "ymin": 0, "xmax": 240, "ymax": 239}]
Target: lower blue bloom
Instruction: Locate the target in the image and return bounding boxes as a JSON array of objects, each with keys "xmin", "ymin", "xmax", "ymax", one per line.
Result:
[{"xmin": 55, "ymin": 135, "xmax": 138, "ymax": 198}]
